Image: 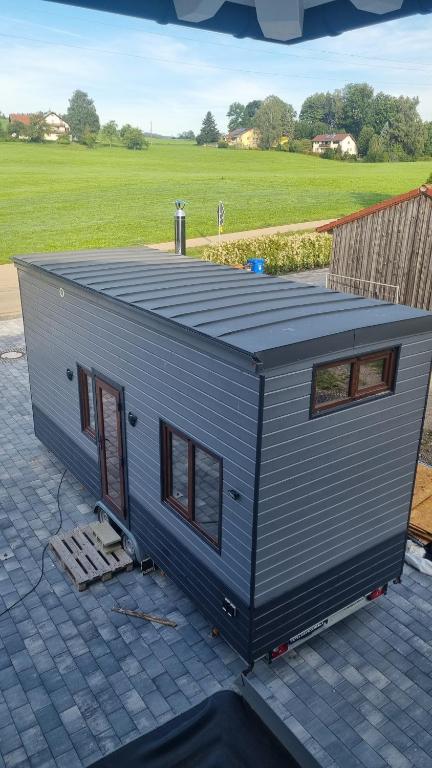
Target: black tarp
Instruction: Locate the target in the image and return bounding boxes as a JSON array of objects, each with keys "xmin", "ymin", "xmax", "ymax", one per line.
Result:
[{"xmin": 90, "ymin": 690, "xmax": 302, "ymax": 768}]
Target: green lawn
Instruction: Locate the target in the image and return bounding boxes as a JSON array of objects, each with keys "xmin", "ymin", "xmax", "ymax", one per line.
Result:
[{"xmin": 0, "ymin": 140, "xmax": 431, "ymax": 264}]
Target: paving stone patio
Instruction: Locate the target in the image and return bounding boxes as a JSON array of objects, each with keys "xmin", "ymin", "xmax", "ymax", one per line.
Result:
[
  {"xmin": 0, "ymin": 319, "xmax": 243, "ymax": 768},
  {"xmin": 1, "ymin": 317, "xmax": 432, "ymax": 768}
]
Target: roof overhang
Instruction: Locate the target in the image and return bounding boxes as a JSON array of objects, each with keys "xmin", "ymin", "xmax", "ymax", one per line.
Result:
[
  {"xmin": 46, "ymin": 0, "xmax": 432, "ymax": 44},
  {"xmin": 318, "ymin": 185, "xmax": 432, "ymax": 233}
]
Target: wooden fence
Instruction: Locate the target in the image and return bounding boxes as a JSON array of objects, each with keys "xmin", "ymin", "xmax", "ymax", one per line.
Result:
[{"xmin": 327, "ymin": 194, "xmax": 432, "ymax": 309}]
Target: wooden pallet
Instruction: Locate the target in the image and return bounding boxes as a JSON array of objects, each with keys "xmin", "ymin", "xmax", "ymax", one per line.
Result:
[{"xmin": 50, "ymin": 524, "xmax": 133, "ymax": 591}]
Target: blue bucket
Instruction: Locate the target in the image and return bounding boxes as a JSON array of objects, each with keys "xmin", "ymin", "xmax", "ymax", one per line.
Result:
[{"xmin": 247, "ymin": 258, "xmax": 265, "ymax": 274}]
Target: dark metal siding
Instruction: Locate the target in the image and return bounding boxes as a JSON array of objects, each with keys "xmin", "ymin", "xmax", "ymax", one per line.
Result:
[
  {"xmin": 30, "ymin": 404, "xmax": 251, "ymax": 659},
  {"xmin": 32, "ymin": 406, "xmax": 100, "ymax": 497},
  {"xmin": 251, "ymin": 533, "xmax": 405, "ymax": 659},
  {"xmin": 18, "ymin": 268, "xmax": 260, "ymax": 604},
  {"xmin": 130, "ymin": 494, "xmax": 251, "ymax": 660},
  {"xmin": 254, "ymin": 333, "xmax": 432, "ymax": 605}
]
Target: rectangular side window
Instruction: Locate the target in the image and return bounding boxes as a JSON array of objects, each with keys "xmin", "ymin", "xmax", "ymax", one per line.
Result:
[
  {"xmin": 312, "ymin": 349, "xmax": 396, "ymax": 415},
  {"xmin": 162, "ymin": 423, "xmax": 222, "ymax": 549},
  {"xmin": 78, "ymin": 366, "xmax": 96, "ymax": 439}
]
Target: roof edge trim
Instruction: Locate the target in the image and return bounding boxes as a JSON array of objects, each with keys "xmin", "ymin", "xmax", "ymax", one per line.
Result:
[{"xmin": 317, "ymin": 185, "xmax": 432, "ymax": 233}]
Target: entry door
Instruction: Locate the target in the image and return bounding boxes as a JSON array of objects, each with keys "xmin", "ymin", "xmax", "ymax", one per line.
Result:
[{"xmin": 95, "ymin": 376, "xmax": 127, "ymax": 519}]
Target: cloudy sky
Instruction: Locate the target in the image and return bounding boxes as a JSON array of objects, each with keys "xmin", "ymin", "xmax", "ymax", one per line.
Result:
[{"xmin": 1, "ymin": 0, "xmax": 431, "ymax": 135}]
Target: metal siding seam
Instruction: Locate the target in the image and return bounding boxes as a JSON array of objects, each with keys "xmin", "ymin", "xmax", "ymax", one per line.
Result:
[{"xmin": 248, "ymin": 373, "xmax": 265, "ymax": 664}]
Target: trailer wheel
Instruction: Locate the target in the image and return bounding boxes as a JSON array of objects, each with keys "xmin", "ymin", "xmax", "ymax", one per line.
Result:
[
  {"xmin": 121, "ymin": 532, "xmax": 138, "ymax": 563},
  {"xmin": 97, "ymin": 507, "xmax": 110, "ymax": 525}
]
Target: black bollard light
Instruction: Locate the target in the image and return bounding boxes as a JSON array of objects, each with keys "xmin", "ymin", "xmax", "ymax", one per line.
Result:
[{"xmin": 174, "ymin": 200, "xmax": 186, "ymax": 256}]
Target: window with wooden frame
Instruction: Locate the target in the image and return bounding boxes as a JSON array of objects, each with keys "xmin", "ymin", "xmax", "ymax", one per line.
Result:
[
  {"xmin": 161, "ymin": 423, "xmax": 222, "ymax": 548},
  {"xmin": 312, "ymin": 349, "xmax": 397, "ymax": 415},
  {"xmin": 77, "ymin": 366, "xmax": 96, "ymax": 439}
]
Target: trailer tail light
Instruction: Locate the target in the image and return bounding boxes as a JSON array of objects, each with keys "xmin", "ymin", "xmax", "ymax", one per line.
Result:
[
  {"xmin": 271, "ymin": 643, "xmax": 289, "ymax": 660},
  {"xmin": 367, "ymin": 586, "xmax": 386, "ymax": 601}
]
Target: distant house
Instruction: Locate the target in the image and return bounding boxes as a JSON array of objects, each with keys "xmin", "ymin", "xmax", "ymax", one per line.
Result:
[
  {"xmin": 8, "ymin": 112, "xmax": 71, "ymax": 141},
  {"xmin": 226, "ymin": 127, "xmax": 259, "ymax": 149},
  {"xmin": 43, "ymin": 112, "xmax": 71, "ymax": 141},
  {"xmin": 312, "ymin": 132, "xmax": 358, "ymax": 156}
]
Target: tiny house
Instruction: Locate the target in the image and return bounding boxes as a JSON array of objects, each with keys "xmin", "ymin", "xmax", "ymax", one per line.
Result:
[{"xmin": 15, "ymin": 248, "xmax": 432, "ymax": 663}]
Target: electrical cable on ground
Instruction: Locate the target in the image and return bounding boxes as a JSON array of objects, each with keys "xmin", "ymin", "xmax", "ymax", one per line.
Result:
[{"xmin": 0, "ymin": 466, "xmax": 68, "ymax": 619}]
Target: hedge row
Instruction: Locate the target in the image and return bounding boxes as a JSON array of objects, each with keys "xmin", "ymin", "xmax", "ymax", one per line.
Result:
[{"xmin": 201, "ymin": 232, "xmax": 332, "ymax": 275}]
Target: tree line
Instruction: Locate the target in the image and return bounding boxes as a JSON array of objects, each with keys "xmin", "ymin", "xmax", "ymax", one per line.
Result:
[
  {"xmin": 191, "ymin": 83, "xmax": 432, "ymax": 161},
  {"xmin": 1, "ymin": 90, "xmax": 149, "ymax": 150}
]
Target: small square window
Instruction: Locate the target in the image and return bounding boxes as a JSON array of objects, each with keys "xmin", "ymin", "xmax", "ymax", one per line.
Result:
[
  {"xmin": 78, "ymin": 366, "xmax": 96, "ymax": 439},
  {"xmin": 162, "ymin": 423, "xmax": 222, "ymax": 548},
  {"xmin": 312, "ymin": 349, "xmax": 397, "ymax": 415}
]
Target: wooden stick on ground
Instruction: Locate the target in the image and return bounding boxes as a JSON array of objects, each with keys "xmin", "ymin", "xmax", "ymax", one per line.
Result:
[{"xmin": 112, "ymin": 605, "xmax": 177, "ymax": 628}]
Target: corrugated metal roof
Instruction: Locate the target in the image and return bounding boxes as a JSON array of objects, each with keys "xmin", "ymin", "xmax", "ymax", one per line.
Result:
[{"xmin": 14, "ymin": 248, "xmax": 432, "ymax": 367}]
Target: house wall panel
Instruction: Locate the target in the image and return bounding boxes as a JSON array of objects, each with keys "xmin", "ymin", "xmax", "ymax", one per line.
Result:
[
  {"xmin": 254, "ymin": 334, "xmax": 432, "ymax": 605},
  {"xmin": 19, "ymin": 269, "xmax": 260, "ymax": 603}
]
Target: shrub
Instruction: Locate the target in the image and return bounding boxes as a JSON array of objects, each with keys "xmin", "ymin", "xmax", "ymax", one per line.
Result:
[
  {"xmin": 427, "ymin": 172, "xmax": 432, "ymax": 184},
  {"xmin": 56, "ymin": 134, "xmax": 71, "ymax": 145},
  {"xmin": 201, "ymin": 232, "xmax": 332, "ymax": 276},
  {"xmin": 82, "ymin": 129, "xmax": 97, "ymax": 148},
  {"xmin": 218, "ymin": 139, "xmax": 229, "ymax": 148},
  {"xmin": 289, "ymin": 139, "xmax": 312, "ymax": 154},
  {"xmin": 122, "ymin": 126, "xmax": 149, "ymax": 150}
]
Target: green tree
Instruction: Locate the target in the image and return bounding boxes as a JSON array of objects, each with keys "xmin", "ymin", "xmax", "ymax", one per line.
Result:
[
  {"xmin": 82, "ymin": 129, "xmax": 97, "ymax": 148},
  {"xmin": 119, "ymin": 123, "xmax": 132, "ymax": 140},
  {"xmin": 366, "ymin": 134, "xmax": 387, "ymax": 163},
  {"xmin": 227, "ymin": 102, "xmax": 245, "ymax": 132},
  {"xmin": 196, "ymin": 112, "xmax": 220, "ymax": 145},
  {"xmin": 254, "ymin": 95, "xmax": 296, "ymax": 150},
  {"xmin": 294, "ymin": 119, "xmax": 328, "ymax": 140},
  {"xmin": 27, "ymin": 113, "xmax": 48, "ymax": 142},
  {"xmin": 243, "ymin": 100, "xmax": 263, "ymax": 126},
  {"xmin": 121, "ymin": 125, "xmax": 149, "ymax": 150},
  {"xmin": 299, "ymin": 91, "xmax": 342, "ymax": 129},
  {"xmin": 340, "ymin": 83, "xmax": 374, "ymax": 138},
  {"xmin": 357, "ymin": 125, "xmax": 375, "ymax": 156},
  {"xmin": 8, "ymin": 120, "xmax": 27, "ymax": 140},
  {"xmin": 178, "ymin": 130, "xmax": 195, "ymax": 140},
  {"xmin": 424, "ymin": 122, "xmax": 432, "ymax": 156},
  {"xmin": 100, "ymin": 120, "xmax": 119, "ymax": 147},
  {"xmin": 382, "ymin": 96, "xmax": 425, "ymax": 159},
  {"xmin": 370, "ymin": 92, "xmax": 399, "ymax": 134},
  {"xmin": 65, "ymin": 90, "xmax": 100, "ymax": 143}
]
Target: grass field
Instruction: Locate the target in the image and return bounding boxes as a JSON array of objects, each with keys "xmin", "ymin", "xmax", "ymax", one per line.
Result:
[{"xmin": 1, "ymin": 140, "xmax": 431, "ymax": 264}]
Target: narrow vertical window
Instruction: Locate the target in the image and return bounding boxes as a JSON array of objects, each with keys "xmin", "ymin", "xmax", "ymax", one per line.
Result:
[
  {"xmin": 78, "ymin": 366, "xmax": 96, "ymax": 439},
  {"xmin": 162, "ymin": 423, "xmax": 222, "ymax": 548}
]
